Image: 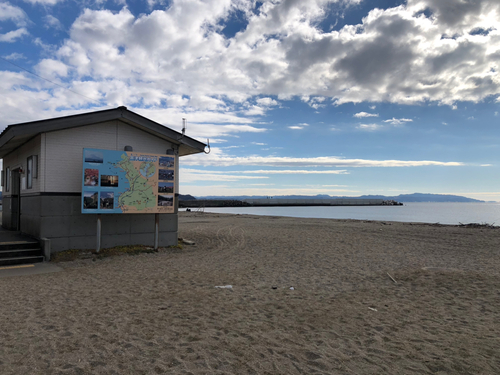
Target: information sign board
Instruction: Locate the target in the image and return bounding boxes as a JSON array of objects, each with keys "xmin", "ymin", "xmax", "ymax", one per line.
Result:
[{"xmin": 82, "ymin": 148, "xmax": 175, "ymax": 214}]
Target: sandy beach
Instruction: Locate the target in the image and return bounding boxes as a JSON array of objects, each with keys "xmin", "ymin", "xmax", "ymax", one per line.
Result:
[{"xmin": 1, "ymin": 212, "xmax": 499, "ymax": 374}]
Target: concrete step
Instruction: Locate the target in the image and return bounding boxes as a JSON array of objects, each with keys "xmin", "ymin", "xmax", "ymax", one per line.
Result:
[
  {"xmin": 0, "ymin": 240, "xmax": 40, "ymax": 251},
  {"xmin": 0, "ymin": 256, "xmax": 45, "ymax": 267},
  {"xmin": 0, "ymin": 248, "xmax": 43, "ymax": 259}
]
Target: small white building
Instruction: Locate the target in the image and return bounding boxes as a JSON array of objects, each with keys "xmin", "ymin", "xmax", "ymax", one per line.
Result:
[{"xmin": 0, "ymin": 106, "xmax": 205, "ymax": 254}]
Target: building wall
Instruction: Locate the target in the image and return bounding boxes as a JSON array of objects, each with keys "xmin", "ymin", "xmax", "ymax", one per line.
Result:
[
  {"xmin": 17, "ymin": 195, "xmax": 178, "ymax": 252},
  {"xmin": 43, "ymin": 120, "xmax": 176, "ymax": 192},
  {"xmin": 2, "ymin": 121, "xmax": 181, "ymax": 253},
  {"xmin": 2, "ymin": 134, "xmax": 42, "ymax": 196}
]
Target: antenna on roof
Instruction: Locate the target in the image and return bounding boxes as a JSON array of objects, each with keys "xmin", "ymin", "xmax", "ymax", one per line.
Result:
[{"xmin": 182, "ymin": 118, "xmax": 187, "ymax": 135}]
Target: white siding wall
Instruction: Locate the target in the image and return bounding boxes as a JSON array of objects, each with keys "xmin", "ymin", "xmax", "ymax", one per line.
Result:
[
  {"xmin": 44, "ymin": 120, "xmax": 174, "ymax": 192},
  {"xmin": 2, "ymin": 135, "xmax": 42, "ymax": 196},
  {"xmin": 117, "ymin": 125, "xmax": 175, "ymax": 154}
]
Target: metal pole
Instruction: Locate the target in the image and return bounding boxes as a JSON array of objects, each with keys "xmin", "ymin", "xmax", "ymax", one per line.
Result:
[
  {"xmin": 96, "ymin": 214, "xmax": 101, "ymax": 253},
  {"xmin": 154, "ymin": 213, "xmax": 159, "ymax": 250}
]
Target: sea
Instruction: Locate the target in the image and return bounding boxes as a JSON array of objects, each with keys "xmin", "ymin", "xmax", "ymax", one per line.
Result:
[{"xmin": 186, "ymin": 202, "xmax": 500, "ymax": 226}]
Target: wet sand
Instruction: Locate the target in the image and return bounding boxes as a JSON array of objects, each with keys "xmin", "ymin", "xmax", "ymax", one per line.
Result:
[{"xmin": 1, "ymin": 212, "xmax": 499, "ymax": 374}]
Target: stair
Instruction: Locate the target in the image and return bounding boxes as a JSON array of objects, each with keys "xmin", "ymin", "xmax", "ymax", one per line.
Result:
[{"xmin": 0, "ymin": 241, "xmax": 44, "ymax": 267}]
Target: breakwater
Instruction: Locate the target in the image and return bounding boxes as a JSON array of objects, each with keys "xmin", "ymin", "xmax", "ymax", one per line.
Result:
[
  {"xmin": 179, "ymin": 200, "xmax": 251, "ymax": 208},
  {"xmin": 179, "ymin": 198, "xmax": 402, "ymax": 208},
  {"xmin": 243, "ymin": 198, "xmax": 402, "ymax": 206}
]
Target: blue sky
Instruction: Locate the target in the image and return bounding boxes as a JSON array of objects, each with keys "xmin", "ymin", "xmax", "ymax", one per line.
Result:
[{"xmin": 1, "ymin": 0, "xmax": 499, "ymax": 201}]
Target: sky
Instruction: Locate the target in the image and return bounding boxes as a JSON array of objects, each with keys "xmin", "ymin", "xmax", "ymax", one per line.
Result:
[{"xmin": 1, "ymin": 0, "xmax": 499, "ymax": 201}]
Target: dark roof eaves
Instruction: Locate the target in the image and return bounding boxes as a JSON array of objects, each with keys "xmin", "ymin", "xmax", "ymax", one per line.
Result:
[{"xmin": 0, "ymin": 107, "xmax": 206, "ymax": 154}]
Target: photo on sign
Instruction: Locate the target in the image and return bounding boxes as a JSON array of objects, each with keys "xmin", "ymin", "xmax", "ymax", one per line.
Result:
[
  {"xmin": 100, "ymin": 192, "xmax": 114, "ymax": 209},
  {"xmin": 101, "ymin": 175, "xmax": 119, "ymax": 187},
  {"xmin": 84, "ymin": 150, "xmax": 103, "ymax": 163},
  {"xmin": 84, "ymin": 169, "xmax": 99, "ymax": 186},
  {"xmin": 159, "ymin": 169, "xmax": 174, "ymax": 181},
  {"xmin": 158, "ymin": 194, "xmax": 173, "ymax": 207},
  {"xmin": 83, "ymin": 191, "xmax": 98, "ymax": 209},
  {"xmin": 159, "ymin": 156, "xmax": 174, "ymax": 168},
  {"xmin": 158, "ymin": 182, "xmax": 174, "ymax": 194}
]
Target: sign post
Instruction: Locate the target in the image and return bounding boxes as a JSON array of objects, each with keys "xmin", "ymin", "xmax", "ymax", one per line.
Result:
[
  {"xmin": 154, "ymin": 213, "xmax": 159, "ymax": 251},
  {"xmin": 96, "ymin": 214, "xmax": 101, "ymax": 253}
]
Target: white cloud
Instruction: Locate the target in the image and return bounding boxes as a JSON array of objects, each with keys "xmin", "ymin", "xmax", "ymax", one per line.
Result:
[
  {"xmin": 180, "ymin": 168, "xmax": 269, "ymax": 183},
  {"xmin": 0, "ymin": 3, "xmax": 28, "ymax": 26},
  {"xmin": 22, "ymin": 0, "xmax": 64, "ymax": 5},
  {"xmin": 182, "ymin": 148, "xmax": 464, "ymax": 168},
  {"xmin": 302, "ymin": 96, "xmax": 327, "ymax": 109},
  {"xmin": 256, "ymin": 97, "xmax": 278, "ymax": 106},
  {"xmin": 44, "ymin": 15, "xmax": 64, "ymax": 30},
  {"xmin": 36, "ymin": 59, "xmax": 69, "ymax": 79},
  {"xmin": 289, "ymin": 122, "xmax": 309, "ymax": 130},
  {"xmin": 1, "ymin": 0, "xmax": 500, "ymax": 126},
  {"xmin": 243, "ymin": 105, "xmax": 266, "ymax": 116},
  {"xmin": 383, "ymin": 118, "xmax": 413, "ymax": 125},
  {"xmin": 354, "ymin": 112, "xmax": 379, "ymax": 118},
  {"xmin": 0, "ymin": 28, "xmax": 29, "ymax": 43},
  {"xmin": 2, "ymin": 52, "xmax": 25, "ymax": 60},
  {"xmin": 180, "ymin": 185, "xmax": 361, "ymax": 197},
  {"xmin": 357, "ymin": 123, "xmax": 383, "ymax": 131},
  {"xmin": 180, "ymin": 168, "xmax": 349, "ymax": 180},
  {"xmin": 242, "ymin": 170, "xmax": 348, "ymax": 174}
]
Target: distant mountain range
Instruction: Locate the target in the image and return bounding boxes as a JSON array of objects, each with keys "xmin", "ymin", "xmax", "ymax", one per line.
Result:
[
  {"xmin": 0, "ymin": 192, "xmax": 487, "ymax": 203},
  {"xmin": 187, "ymin": 193, "xmax": 486, "ymax": 203}
]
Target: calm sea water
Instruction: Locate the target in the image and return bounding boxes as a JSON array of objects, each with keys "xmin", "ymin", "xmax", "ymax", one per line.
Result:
[{"xmin": 189, "ymin": 202, "xmax": 500, "ymax": 226}]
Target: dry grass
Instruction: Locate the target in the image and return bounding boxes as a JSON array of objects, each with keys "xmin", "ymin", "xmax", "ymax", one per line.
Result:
[{"xmin": 51, "ymin": 242, "xmax": 183, "ymax": 262}]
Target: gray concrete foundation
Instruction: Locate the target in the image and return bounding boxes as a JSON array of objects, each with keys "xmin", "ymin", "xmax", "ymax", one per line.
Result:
[{"xmin": 2, "ymin": 194, "xmax": 178, "ymax": 253}]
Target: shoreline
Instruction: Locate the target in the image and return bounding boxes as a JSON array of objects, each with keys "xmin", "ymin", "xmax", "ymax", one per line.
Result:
[
  {"xmin": 181, "ymin": 202, "xmax": 500, "ymax": 227},
  {"xmin": 181, "ymin": 209, "xmax": 500, "ymax": 228}
]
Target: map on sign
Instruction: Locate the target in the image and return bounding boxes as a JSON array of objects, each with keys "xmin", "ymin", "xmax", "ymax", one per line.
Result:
[{"xmin": 82, "ymin": 149, "xmax": 175, "ymax": 214}]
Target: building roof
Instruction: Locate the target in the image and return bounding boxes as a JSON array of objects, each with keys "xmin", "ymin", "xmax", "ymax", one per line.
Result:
[{"xmin": 0, "ymin": 106, "xmax": 207, "ymax": 158}]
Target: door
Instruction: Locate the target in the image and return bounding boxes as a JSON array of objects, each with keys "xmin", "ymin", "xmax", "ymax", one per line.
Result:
[{"xmin": 10, "ymin": 169, "xmax": 21, "ymax": 231}]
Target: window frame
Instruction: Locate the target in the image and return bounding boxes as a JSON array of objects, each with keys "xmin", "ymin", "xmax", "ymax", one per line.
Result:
[
  {"xmin": 5, "ymin": 167, "xmax": 10, "ymax": 192},
  {"xmin": 27, "ymin": 156, "xmax": 33, "ymax": 189}
]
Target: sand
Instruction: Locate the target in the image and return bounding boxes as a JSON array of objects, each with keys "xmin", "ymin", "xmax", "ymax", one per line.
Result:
[{"xmin": 1, "ymin": 212, "xmax": 499, "ymax": 374}]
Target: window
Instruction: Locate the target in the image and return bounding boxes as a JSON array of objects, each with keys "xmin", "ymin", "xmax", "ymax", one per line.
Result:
[
  {"xmin": 27, "ymin": 156, "xmax": 34, "ymax": 189},
  {"xmin": 5, "ymin": 167, "xmax": 9, "ymax": 192}
]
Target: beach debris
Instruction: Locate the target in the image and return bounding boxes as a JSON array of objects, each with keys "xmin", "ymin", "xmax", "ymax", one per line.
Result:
[
  {"xmin": 181, "ymin": 239, "xmax": 195, "ymax": 245},
  {"xmin": 289, "ymin": 287, "xmax": 295, "ymax": 290},
  {"xmin": 458, "ymin": 222, "xmax": 497, "ymax": 229},
  {"xmin": 215, "ymin": 285, "xmax": 233, "ymax": 289},
  {"xmin": 386, "ymin": 272, "xmax": 397, "ymax": 284},
  {"xmin": 368, "ymin": 307, "xmax": 378, "ymax": 312}
]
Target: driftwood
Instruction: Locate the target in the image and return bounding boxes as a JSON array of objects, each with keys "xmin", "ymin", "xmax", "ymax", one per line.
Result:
[{"xmin": 386, "ymin": 272, "xmax": 397, "ymax": 284}]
